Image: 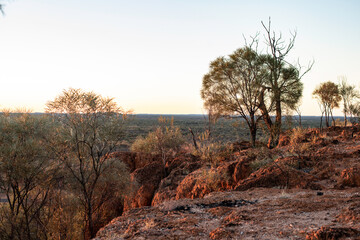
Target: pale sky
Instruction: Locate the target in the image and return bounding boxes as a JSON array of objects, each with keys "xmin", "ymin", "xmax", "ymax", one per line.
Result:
[{"xmin": 0, "ymin": 0, "xmax": 359, "ymax": 115}]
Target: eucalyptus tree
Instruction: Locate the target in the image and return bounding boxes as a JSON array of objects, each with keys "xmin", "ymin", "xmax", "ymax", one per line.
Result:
[
  {"xmin": 201, "ymin": 46, "xmax": 266, "ymax": 146},
  {"xmin": 338, "ymin": 76, "xmax": 359, "ymax": 126},
  {"xmin": 313, "ymin": 81, "xmax": 341, "ymax": 128},
  {"xmin": 46, "ymin": 88, "xmax": 131, "ymax": 239}
]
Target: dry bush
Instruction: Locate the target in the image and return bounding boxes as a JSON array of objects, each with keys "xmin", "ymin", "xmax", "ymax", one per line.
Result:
[
  {"xmin": 289, "ymin": 127, "xmax": 310, "ymax": 157},
  {"xmin": 200, "ymin": 168, "xmax": 229, "ymax": 192},
  {"xmin": 189, "ymin": 131, "xmax": 228, "ymax": 167},
  {"xmin": 248, "ymin": 147, "xmax": 277, "ymax": 172},
  {"xmin": 142, "ymin": 218, "xmax": 156, "ymax": 231},
  {"xmin": 131, "ymin": 117, "xmax": 185, "ymax": 169},
  {"xmin": 290, "ymin": 127, "xmax": 308, "ymax": 144}
]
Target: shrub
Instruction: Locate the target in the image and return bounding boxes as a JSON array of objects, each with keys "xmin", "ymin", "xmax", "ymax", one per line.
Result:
[
  {"xmin": 189, "ymin": 130, "xmax": 228, "ymax": 167},
  {"xmin": 248, "ymin": 147, "xmax": 276, "ymax": 172},
  {"xmin": 290, "ymin": 127, "xmax": 308, "ymax": 144},
  {"xmin": 200, "ymin": 168, "xmax": 229, "ymax": 191},
  {"xmin": 130, "ymin": 117, "xmax": 185, "ymax": 169},
  {"xmin": 130, "ymin": 126, "xmax": 184, "ymax": 155}
]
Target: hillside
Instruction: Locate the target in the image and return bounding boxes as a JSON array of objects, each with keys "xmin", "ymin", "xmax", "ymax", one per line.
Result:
[{"xmin": 94, "ymin": 126, "xmax": 360, "ymax": 239}]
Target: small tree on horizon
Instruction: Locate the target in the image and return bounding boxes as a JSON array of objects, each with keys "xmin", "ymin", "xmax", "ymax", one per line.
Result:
[
  {"xmin": 338, "ymin": 76, "xmax": 359, "ymax": 126},
  {"xmin": 313, "ymin": 81, "xmax": 341, "ymax": 128}
]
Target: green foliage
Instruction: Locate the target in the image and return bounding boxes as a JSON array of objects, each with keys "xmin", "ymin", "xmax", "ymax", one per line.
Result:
[
  {"xmin": 349, "ymin": 103, "xmax": 360, "ymax": 123},
  {"xmin": 201, "ymin": 46, "xmax": 265, "ymax": 146},
  {"xmin": 256, "ymin": 19, "xmax": 311, "ymax": 148}
]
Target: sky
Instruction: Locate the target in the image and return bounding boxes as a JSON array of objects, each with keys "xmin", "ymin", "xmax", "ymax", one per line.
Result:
[{"xmin": 0, "ymin": 0, "xmax": 359, "ymax": 115}]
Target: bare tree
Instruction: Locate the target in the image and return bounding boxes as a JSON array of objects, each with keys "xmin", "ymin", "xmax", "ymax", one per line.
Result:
[
  {"xmin": 0, "ymin": 111, "xmax": 58, "ymax": 240},
  {"xmin": 258, "ymin": 18, "xmax": 313, "ymax": 148},
  {"xmin": 46, "ymin": 88, "xmax": 131, "ymax": 239}
]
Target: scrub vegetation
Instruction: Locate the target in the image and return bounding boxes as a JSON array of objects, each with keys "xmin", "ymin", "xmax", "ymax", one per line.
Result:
[{"xmin": 1, "ymin": 19, "xmax": 360, "ymax": 240}]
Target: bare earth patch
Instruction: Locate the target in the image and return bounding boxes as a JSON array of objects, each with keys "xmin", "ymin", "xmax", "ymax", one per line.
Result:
[{"xmin": 95, "ymin": 188, "xmax": 360, "ymax": 239}]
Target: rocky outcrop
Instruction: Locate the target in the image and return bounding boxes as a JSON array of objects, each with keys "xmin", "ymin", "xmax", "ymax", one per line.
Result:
[
  {"xmin": 234, "ymin": 163, "xmax": 321, "ymax": 191},
  {"xmin": 153, "ymin": 155, "xmax": 254, "ymax": 205},
  {"xmin": 306, "ymin": 227, "xmax": 360, "ymax": 240},
  {"xmin": 95, "ymin": 189, "xmax": 360, "ymax": 240},
  {"xmin": 174, "ymin": 158, "xmax": 253, "ymax": 200},
  {"xmin": 123, "ymin": 161, "xmax": 165, "ymax": 211},
  {"xmin": 95, "ymin": 126, "xmax": 360, "ymax": 239},
  {"xmin": 338, "ymin": 167, "xmax": 360, "ymax": 187},
  {"xmin": 232, "ymin": 156, "xmax": 253, "ymax": 183},
  {"xmin": 151, "ymin": 155, "xmax": 202, "ymax": 206}
]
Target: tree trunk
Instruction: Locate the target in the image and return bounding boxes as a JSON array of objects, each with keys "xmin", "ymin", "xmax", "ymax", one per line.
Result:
[
  {"xmin": 330, "ymin": 109, "xmax": 335, "ymax": 126},
  {"xmin": 344, "ymin": 101, "xmax": 348, "ymax": 127},
  {"xmin": 258, "ymin": 88, "xmax": 273, "ymax": 131},
  {"xmin": 87, "ymin": 202, "xmax": 95, "ymax": 239},
  {"xmin": 344, "ymin": 114, "xmax": 347, "ymax": 126},
  {"xmin": 320, "ymin": 113, "xmax": 323, "ymax": 130},
  {"xmin": 249, "ymin": 115, "xmax": 257, "ymax": 147},
  {"xmin": 325, "ymin": 109, "xmax": 329, "ymax": 127},
  {"xmin": 188, "ymin": 128, "xmax": 198, "ymax": 150},
  {"xmin": 268, "ymin": 93, "xmax": 282, "ymax": 149}
]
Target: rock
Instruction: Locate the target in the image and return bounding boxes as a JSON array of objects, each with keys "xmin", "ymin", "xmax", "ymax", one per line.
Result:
[
  {"xmin": 175, "ymin": 165, "xmax": 234, "ymax": 200},
  {"xmin": 337, "ymin": 201, "xmax": 360, "ymax": 223},
  {"xmin": 234, "ymin": 163, "xmax": 321, "ymax": 191},
  {"xmin": 175, "ymin": 168, "xmax": 210, "ymax": 200},
  {"xmin": 278, "ymin": 134, "xmax": 291, "ymax": 146},
  {"xmin": 233, "ymin": 157, "xmax": 252, "ymax": 183},
  {"xmin": 151, "ymin": 159, "xmax": 202, "ymax": 206},
  {"xmin": 124, "ymin": 162, "xmax": 165, "ymax": 211},
  {"xmin": 306, "ymin": 227, "xmax": 360, "ymax": 240},
  {"xmin": 338, "ymin": 167, "xmax": 360, "ymax": 187},
  {"xmin": 209, "ymin": 227, "xmax": 234, "ymax": 239}
]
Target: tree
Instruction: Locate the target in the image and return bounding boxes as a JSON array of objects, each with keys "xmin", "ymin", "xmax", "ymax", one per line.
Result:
[
  {"xmin": 258, "ymin": 19, "xmax": 312, "ymax": 148},
  {"xmin": 201, "ymin": 46, "xmax": 266, "ymax": 147},
  {"xmin": 338, "ymin": 76, "xmax": 359, "ymax": 126},
  {"xmin": 294, "ymin": 104, "xmax": 303, "ymax": 128},
  {"xmin": 313, "ymin": 81, "xmax": 341, "ymax": 128},
  {"xmin": 46, "ymin": 88, "xmax": 131, "ymax": 239},
  {"xmin": 0, "ymin": 111, "xmax": 58, "ymax": 240},
  {"xmin": 349, "ymin": 103, "xmax": 360, "ymax": 124}
]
